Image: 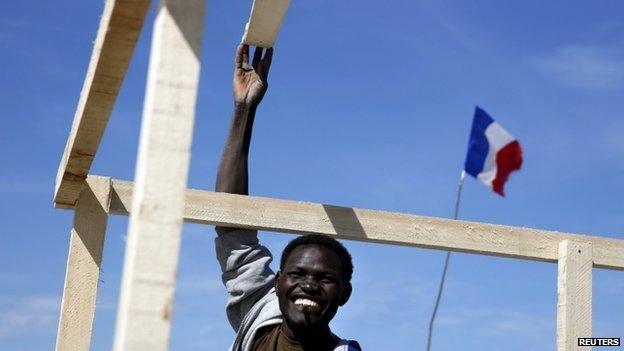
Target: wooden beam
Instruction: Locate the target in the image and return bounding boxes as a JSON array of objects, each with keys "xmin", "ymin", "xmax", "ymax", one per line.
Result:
[
  {"xmin": 112, "ymin": 0, "xmax": 205, "ymax": 350},
  {"xmin": 557, "ymin": 240, "xmax": 592, "ymax": 350},
  {"xmin": 242, "ymin": 0, "xmax": 291, "ymax": 47},
  {"xmin": 55, "ymin": 176, "xmax": 110, "ymax": 351},
  {"xmin": 54, "ymin": 0, "xmax": 151, "ymax": 207},
  {"xmin": 102, "ymin": 178, "xmax": 624, "ymax": 271}
]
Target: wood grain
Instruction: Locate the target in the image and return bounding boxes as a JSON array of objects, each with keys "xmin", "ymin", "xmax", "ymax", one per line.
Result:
[
  {"xmin": 55, "ymin": 176, "xmax": 110, "ymax": 351},
  {"xmin": 54, "ymin": 0, "xmax": 150, "ymax": 207},
  {"xmin": 111, "ymin": 1, "xmax": 205, "ymax": 350},
  {"xmin": 557, "ymin": 240, "xmax": 592, "ymax": 350},
  {"xmin": 242, "ymin": 0, "xmax": 291, "ymax": 47},
  {"xmin": 103, "ymin": 178, "xmax": 624, "ymax": 271}
]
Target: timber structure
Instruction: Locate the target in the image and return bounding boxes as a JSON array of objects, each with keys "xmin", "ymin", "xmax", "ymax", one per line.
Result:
[{"xmin": 54, "ymin": 1, "xmax": 619, "ymax": 350}]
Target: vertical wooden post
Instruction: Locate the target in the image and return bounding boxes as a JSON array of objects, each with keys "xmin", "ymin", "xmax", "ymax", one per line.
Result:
[
  {"xmin": 112, "ymin": 0, "xmax": 205, "ymax": 350},
  {"xmin": 55, "ymin": 176, "xmax": 110, "ymax": 351},
  {"xmin": 557, "ymin": 240, "xmax": 593, "ymax": 351}
]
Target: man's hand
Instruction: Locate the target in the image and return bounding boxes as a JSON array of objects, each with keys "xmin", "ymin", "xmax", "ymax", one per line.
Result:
[
  {"xmin": 234, "ymin": 44, "xmax": 273, "ymax": 107},
  {"xmin": 215, "ymin": 44, "xmax": 274, "ymax": 200}
]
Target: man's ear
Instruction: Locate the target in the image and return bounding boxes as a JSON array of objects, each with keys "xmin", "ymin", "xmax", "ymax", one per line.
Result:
[
  {"xmin": 274, "ymin": 271, "xmax": 281, "ymax": 291},
  {"xmin": 339, "ymin": 282, "xmax": 352, "ymax": 306}
]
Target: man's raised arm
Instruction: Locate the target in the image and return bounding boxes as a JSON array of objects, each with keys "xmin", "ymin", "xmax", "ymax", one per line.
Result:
[
  {"xmin": 215, "ymin": 44, "xmax": 273, "ymax": 203},
  {"xmin": 214, "ymin": 44, "xmax": 277, "ymax": 331}
]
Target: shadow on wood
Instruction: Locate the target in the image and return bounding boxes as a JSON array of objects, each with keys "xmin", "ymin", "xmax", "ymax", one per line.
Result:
[
  {"xmin": 73, "ymin": 184, "xmax": 108, "ymax": 264},
  {"xmin": 322, "ymin": 204, "xmax": 367, "ymax": 240},
  {"xmin": 165, "ymin": 0, "xmax": 205, "ymax": 60}
]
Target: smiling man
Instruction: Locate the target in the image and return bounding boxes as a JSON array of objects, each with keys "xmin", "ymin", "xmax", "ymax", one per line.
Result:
[{"xmin": 214, "ymin": 44, "xmax": 361, "ymax": 351}]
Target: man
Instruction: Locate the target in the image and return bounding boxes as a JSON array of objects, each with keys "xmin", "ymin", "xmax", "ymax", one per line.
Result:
[{"xmin": 214, "ymin": 44, "xmax": 361, "ymax": 351}]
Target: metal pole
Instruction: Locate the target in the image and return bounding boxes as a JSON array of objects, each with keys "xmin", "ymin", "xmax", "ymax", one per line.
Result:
[{"xmin": 426, "ymin": 170, "xmax": 466, "ymax": 351}]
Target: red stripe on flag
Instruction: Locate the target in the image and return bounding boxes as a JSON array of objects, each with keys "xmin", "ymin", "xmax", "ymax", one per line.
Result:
[{"xmin": 492, "ymin": 140, "xmax": 523, "ymax": 196}]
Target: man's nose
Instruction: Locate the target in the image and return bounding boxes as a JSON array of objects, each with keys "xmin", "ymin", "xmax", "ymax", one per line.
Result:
[{"xmin": 300, "ymin": 277, "xmax": 320, "ymax": 292}]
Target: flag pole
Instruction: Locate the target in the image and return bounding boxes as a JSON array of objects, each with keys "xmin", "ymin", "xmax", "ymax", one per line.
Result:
[{"xmin": 426, "ymin": 169, "xmax": 466, "ymax": 351}]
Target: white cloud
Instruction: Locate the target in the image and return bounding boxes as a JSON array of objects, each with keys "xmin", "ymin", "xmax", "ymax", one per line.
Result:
[
  {"xmin": 485, "ymin": 310, "xmax": 552, "ymax": 339},
  {"xmin": 338, "ymin": 271, "xmax": 459, "ymax": 321},
  {"xmin": 438, "ymin": 306, "xmax": 554, "ymax": 341},
  {"xmin": 0, "ymin": 295, "xmax": 60, "ymax": 339},
  {"xmin": 436, "ymin": 315, "xmax": 464, "ymax": 326},
  {"xmin": 532, "ymin": 45, "xmax": 624, "ymax": 90}
]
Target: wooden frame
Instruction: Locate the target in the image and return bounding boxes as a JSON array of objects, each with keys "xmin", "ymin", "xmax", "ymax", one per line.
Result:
[
  {"xmin": 55, "ymin": 176, "xmax": 110, "ymax": 351},
  {"xmin": 54, "ymin": 1, "xmax": 619, "ymax": 350},
  {"xmin": 54, "ymin": 0, "xmax": 151, "ymax": 208},
  {"xmin": 103, "ymin": 177, "xmax": 624, "ymax": 271},
  {"xmin": 111, "ymin": 0, "xmax": 206, "ymax": 350},
  {"xmin": 557, "ymin": 240, "xmax": 593, "ymax": 350},
  {"xmin": 57, "ymin": 176, "xmax": 623, "ymax": 350},
  {"xmin": 242, "ymin": 0, "xmax": 291, "ymax": 47}
]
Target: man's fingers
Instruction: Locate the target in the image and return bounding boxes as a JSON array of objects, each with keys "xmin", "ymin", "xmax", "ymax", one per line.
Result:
[
  {"xmin": 252, "ymin": 47, "xmax": 263, "ymax": 69},
  {"xmin": 259, "ymin": 47, "xmax": 274, "ymax": 79},
  {"xmin": 235, "ymin": 44, "xmax": 249, "ymax": 69},
  {"xmin": 263, "ymin": 47, "xmax": 273, "ymax": 66}
]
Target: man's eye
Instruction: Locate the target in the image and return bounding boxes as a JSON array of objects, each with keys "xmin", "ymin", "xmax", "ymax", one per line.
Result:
[{"xmin": 287, "ymin": 272, "xmax": 303, "ymax": 278}]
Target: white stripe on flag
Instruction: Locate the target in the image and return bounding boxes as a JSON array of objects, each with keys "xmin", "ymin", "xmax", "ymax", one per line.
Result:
[
  {"xmin": 485, "ymin": 121, "xmax": 515, "ymax": 149},
  {"xmin": 477, "ymin": 122, "xmax": 516, "ymax": 186}
]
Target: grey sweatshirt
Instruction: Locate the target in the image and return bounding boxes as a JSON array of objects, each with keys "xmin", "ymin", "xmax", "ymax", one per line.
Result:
[{"xmin": 215, "ymin": 229, "xmax": 361, "ymax": 351}]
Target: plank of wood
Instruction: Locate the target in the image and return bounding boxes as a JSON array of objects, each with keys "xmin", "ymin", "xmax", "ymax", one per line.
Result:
[
  {"xmin": 111, "ymin": 1, "xmax": 205, "ymax": 350},
  {"xmin": 54, "ymin": 0, "xmax": 151, "ymax": 207},
  {"xmin": 557, "ymin": 240, "xmax": 592, "ymax": 351},
  {"xmin": 103, "ymin": 178, "xmax": 624, "ymax": 271},
  {"xmin": 242, "ymin": 0, "xmax": 291, "ymax": 47},
  {"xmin": 55, "ymin": 176, "xmax": 110, "ymax": 351}
]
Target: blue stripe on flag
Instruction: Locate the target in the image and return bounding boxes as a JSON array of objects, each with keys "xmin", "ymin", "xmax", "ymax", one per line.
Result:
[{"xmin": 464, "ymin": 106, "xmax": 494, "ymax": 177}]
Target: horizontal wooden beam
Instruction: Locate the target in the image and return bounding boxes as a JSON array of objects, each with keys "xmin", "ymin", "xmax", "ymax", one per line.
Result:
[
  {"xmin": 242, "ymin": 0, "xmax": 291, "ymax": 48},
  {"xmin": 80, "ymin": 176, "xmax": 624, "ymax": 271},
  {"xmin": 54, "ymin": 0, "xmax": 151, "ymax": 207}
]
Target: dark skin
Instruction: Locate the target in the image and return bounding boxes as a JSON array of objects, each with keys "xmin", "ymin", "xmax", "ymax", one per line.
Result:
[
  {"xmin": 215, "ymin": 44, "xmax": 352, "ymax": 348},
  {"xmin": 214, "ymin": 44, "xmax": 272, "ymax": 204},
  {"xmin": 275, "ymin": 244, "xmax": 352, "ymax": 347}
]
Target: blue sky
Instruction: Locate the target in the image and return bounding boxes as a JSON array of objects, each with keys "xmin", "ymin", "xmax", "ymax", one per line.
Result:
[{"xmin": 1, "ymin": 0, "xmax": 623, "ymax": 350}]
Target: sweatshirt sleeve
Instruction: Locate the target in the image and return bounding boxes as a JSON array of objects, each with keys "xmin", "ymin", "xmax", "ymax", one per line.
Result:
[{"xmin": 215, "ymin": 229, "xmax": 276, "ymax": 331}]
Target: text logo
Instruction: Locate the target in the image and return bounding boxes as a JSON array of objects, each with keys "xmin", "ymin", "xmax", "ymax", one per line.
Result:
[{"xmin": 577, "ymin": 338, "xmax": 620, "ymax": 347}]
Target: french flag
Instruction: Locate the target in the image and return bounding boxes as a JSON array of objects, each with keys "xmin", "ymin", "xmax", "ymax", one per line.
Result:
[{"xmin": 464, "ymin": 107, "xmax": 523, "ymax": 196}]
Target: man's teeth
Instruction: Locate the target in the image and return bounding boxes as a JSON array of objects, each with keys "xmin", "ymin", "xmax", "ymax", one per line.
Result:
[{"xmin": 294, "ymin": 298, "xmax": 320, "ymax": 307}]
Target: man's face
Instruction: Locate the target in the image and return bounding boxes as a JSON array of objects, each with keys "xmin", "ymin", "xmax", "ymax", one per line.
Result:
[{"xmin": 275, "ymin": 244, "xmax": 351, "ymax": 334}]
